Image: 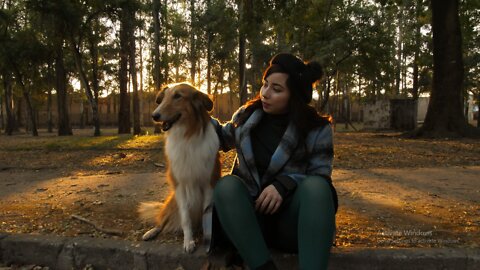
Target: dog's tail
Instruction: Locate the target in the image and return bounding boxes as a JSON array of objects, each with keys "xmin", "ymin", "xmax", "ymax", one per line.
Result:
[
  {"xmin": 138, "ymin": 201, "xmax": 164, "ymax": 224},
  {"xmin": 138, "ymin": 192, "xmax": 180, "ymax": 233}
]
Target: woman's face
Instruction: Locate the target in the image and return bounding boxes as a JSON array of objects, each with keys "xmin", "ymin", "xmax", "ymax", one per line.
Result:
[{"xmin": 260, "ymin": 72, "xmax": 290, "ymax": 114}]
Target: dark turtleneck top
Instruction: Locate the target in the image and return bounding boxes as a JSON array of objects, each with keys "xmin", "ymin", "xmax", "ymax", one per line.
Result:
[
  {"xmin": 251, "ymin": 112, "xmax": 298, "ymax": 198},
  {"xmin": 251, "ymin": 112, "xmax": 289, "ymax": 180}
]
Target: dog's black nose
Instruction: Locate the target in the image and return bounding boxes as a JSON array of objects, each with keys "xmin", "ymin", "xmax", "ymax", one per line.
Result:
[{"xmin": 152, "ymin": 113, "xmax": 161, "ymax": 122}]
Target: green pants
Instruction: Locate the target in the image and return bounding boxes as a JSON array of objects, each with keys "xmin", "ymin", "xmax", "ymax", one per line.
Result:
[{"xmin": 213, "ymin": 175, "xmax": 336, "ymax": 270}]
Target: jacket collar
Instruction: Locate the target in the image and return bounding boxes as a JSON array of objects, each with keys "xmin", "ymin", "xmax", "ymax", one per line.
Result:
[
  {"xmin": 239, "ymin": 109, "xmax": 300, "ymax": 186},
  {"xmin": 238, "ymin": 109, "xmax": 262, "ymax": 187},
  {"xmin": 262, "ymin": 120, "xmax": 299, "ymax": 182}
]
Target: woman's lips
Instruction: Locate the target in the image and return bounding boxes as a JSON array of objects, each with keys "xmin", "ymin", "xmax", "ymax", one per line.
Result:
[{"xmin": 262, "ymin": 101, "xmax": 271, "ymax": 109}]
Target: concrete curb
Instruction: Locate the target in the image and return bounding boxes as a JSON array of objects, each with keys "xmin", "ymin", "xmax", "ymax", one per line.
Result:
[{"xmin": 1, "ymin": 233, "xmax": 478, "ymax": 269}]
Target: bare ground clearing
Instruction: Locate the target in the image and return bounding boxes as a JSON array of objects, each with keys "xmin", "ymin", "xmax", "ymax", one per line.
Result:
[{"xmin": 0, "ymin": 129, "xmax": 479, "ymax": 249}]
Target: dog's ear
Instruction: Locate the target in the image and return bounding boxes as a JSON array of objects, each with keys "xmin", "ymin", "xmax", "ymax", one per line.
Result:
[
  {"xmin": 155, "ymin": 87, "xmax": 167, "ymax": 104},
  {"xmin": 193, "ymin": 91, "xmax": 213, "ymax": 112}
]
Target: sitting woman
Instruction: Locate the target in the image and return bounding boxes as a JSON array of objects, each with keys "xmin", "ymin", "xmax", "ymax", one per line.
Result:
[{"xmin": 210, "ymin": 53, "xmax": 338, "ymax": 270}]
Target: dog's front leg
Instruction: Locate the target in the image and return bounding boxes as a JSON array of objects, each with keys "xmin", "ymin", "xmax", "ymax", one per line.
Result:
[
  {"xmin": 176, "ymin": 186, "xmax": 196, "ymax": 253},
  {"xmin": 202, "ymin": 187, "xmax": 213, "ymax": 213},
  {"xmin": 201, "ymin": 187, "xmax": 214, "ymax": 252}
]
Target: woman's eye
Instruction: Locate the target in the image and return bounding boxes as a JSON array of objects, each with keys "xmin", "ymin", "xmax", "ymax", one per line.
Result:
[{"xmin": 173, "ymin": 93, "xmax": 181, "ymax": 99}]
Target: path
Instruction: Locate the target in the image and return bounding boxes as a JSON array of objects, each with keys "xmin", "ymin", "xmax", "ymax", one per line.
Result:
[{"xmin": 1, "ymin": 166, "xmax": 478, "ymax": 248}]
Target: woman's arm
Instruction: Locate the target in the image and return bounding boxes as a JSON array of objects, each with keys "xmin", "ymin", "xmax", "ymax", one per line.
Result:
[
  {"xmin": 305, "ymin": 124, "xmax": 334, "ymax": 180},
  {"xmin": 210, "ymin": 106, "xmax": 245, "ymax": 152},
  {"xmin": 210, "ymin": 118, "xmax": 235, "ymax": 152},
  {"xmin": 282, "ymin": 124, "xmax": 334, "ymax": 184},
  {"xmin": 267, "ymin": 124, "xmax": 334, "ymax": 201}
]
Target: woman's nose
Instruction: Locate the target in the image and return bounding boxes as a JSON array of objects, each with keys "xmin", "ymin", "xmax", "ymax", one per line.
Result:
[{"xmin": 261, "ymin": 86, "xmax": 270, "ymax": 99}]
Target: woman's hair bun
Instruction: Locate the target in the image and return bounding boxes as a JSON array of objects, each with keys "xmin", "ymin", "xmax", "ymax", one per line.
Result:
[
  {"xmin": 304, "ymin": 61, "xmax": 323, "ymax": 84},
  {"xmin": 267, "ymin": 53, "xmax": 322, "ymax": 103}
]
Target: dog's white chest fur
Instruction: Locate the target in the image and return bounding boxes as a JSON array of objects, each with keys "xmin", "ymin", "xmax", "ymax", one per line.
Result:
[
  {"xmin": 164, "ymin": 122, "xmax": 219, "ymax": 252},
  {"xmin": 165, "ymin": 123, "xmax": 219, "ymax": 184}
]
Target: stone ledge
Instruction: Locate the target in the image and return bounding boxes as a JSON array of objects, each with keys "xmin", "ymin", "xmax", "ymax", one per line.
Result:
[{"xmin": 1, "ymin": 233, "xmax": 478, "ymax": 269}]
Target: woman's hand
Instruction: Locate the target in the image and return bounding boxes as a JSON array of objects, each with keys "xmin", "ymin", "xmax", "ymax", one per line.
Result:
[{"xmin": 255, "ymin": 184, "xmax": 283, "ymax": 214}]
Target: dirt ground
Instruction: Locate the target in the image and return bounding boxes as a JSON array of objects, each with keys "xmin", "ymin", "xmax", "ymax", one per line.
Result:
[{"xmin": 0, "ymin": 129, "xmax": 479, "ymax": 249}]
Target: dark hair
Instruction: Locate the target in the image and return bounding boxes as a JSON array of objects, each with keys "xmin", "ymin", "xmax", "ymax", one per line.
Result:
[
  {"xmin": 237, "ymin": 53, "xmax": 331, "ymax": 143},
  {"xmin": 266, "ymin": 53, "xmax": 323, "ymax": 103}
]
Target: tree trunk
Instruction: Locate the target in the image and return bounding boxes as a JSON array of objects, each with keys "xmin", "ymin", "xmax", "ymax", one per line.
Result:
[
  {"xmin": 215, "ymin": 63, "xmax": 224, "ymax": 97},
  {"xmin": 344, "ymin": 81, "xmax": 350, "ymax": 130},
  {"xmin": 0, "ymin": 94, "xmax": 3, "ymax": 130},
  {"xmin": 12, "ymin": 68, "xmax": 38, "ymax": 136},
  {"xmin": 189, "ymin": 0, "xmax": 196, "ymax": 84},
  {"xmin": 2, "ymin": 73, "xmax": 16, "ymax": 135},
  {"xmin": 47, "ymin": 86, "xmax": 53, "ymax": 133},
  {"xmin": 46, "ymin": 66, "xmax": 54, "ymax": 133},
  {"xmin": 333, "ymin": 70, "xmax": 340, "ymax": 128},
  {"xmin": 227, "ymin": 69, "xmax": 236, "ymax": 118},
  {"xmin": 415, "ymin": 0, "xmax": 479, "ymax": 137},
  {"xmin": 24, "ymin": 103, "xmax": 30, "ymax": 133},
  {"xmin": 162, "ymin": 0, "xmax": 169, "ymax": 84},
  {"xmin": 394, "ymin": 2, "xmax": 405, "ymax": 96},
  {"xmin": 128, "ymin": 6, "xmax": 141, "ymax": 135},
  {"xmin": 16, "ymin": 98, "xmax": 22, "ymax": 127},
  {"xmin": 21, "ymin": 86, "xmax": 37, "ymax": 136},
  {"xmin": 70, "ymin": 39, "xmax": 100, "ymax": 136},
  {"xmin": 207, "ymin": 34, "xmax": 212, "ymax": 95},
  {"xmin": 79, "ymin": 101, "xmax": 84, "ymax": 129},
  {"xmin": 118, "ymin": 7, "xmax": 131, "ymax": 134},
  {"xmin": 152, "ymin": 0, "xmax": 162, "ymax": 134},
  {"xmin": 113, "ymin": 93, "xmax": 117, "ymax": 115},
  {"xmin": 88, "ymin": 24, "xmax": 101, "ymax": 136},
  {"xmin": 174, "ymin": 37, "xmax": 180, "ymax": 81},
  {"xmin": 139, "ymin": 22, "xmax": 144, "ymax": 127},
  {"xmin": 238, "ymin": 0, "xmax": 247, "ymax": 105},
  {"xmin": 106, "ymin": 89, "xmax": 112, "ymax": 125},
  {"xmin": 152, "ymin": 0, "xmax": 162, "ymax": 90},
  {"xmin": 477, "ymin": 93, "xmax": 480, "ymax": 128},
  {"xmin": 55, "ymin": 44, "xmax": 73, "ymax": 136},
  {"xmin": 322, "ymin": 77, "xmax": 332, "ymax": 113},
  {"xmin": 239, "ymin": 34, "xmax": 247, "ymax": 105},
  {"xmin": 411, "ymin": 1, "xmax": 421, "ymax": 100}
]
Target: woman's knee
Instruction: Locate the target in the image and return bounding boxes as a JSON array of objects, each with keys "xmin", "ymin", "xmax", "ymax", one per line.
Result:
[
  {"xmin": 297, "ymin": 176, "xmax": 334, "ymax": 204},
  {"xmin": 213, "ymin": 175, "xmax": 249, "ymax": 204}
]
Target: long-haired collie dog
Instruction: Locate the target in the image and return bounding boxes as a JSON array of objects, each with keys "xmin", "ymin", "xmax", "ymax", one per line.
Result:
[{"xmin": 138, "ymin": 83, "xmax": 220, "ymax": 253}]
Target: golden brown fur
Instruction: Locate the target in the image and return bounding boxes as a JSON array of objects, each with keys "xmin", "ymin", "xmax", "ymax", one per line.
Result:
[{"xmin": 138, "ymin": 83, "xmax": 220, "ymax": 252}]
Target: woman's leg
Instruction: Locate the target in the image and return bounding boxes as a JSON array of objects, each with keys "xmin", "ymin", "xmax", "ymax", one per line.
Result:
[
  {"xmin": 274, "ymin": 176, "xmax": 336, "ymax": 270},
  {"xmin": 213, "ymin": 175, "xmax": 271, "ymax": 269}
]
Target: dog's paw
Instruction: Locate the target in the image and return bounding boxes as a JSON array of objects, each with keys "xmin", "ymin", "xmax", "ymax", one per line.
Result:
[
  {"xmin": 183, "ymin": 239, "xmax": 196, "ymax": 253},
  {"xmin": 142, "ymin": 227, "xmax": 161, "ymax": 241}
]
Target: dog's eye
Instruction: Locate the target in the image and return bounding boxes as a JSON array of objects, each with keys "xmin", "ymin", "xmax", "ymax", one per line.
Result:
[{"xmin": 173, "ymin": 93, "xmax": 182, "ymax": 99}]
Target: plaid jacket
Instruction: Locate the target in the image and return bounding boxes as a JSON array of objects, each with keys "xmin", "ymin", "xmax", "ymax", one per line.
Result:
[
  {"xmin": 211, "ymin": 107, "xmax": 334, "ymax": 197},
  {"xmin": 204, "ymin": 107, "xmax": 334, "ymax": 252}
]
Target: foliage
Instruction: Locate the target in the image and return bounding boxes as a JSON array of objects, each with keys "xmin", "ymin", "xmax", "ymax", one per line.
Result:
[
  {"xmin": 460, "ymin": 0, "xmax": 480, "ymax": 98},
  {"xmin": 0, "ymin": 0, "xmax": 479, "ymax": 135}
]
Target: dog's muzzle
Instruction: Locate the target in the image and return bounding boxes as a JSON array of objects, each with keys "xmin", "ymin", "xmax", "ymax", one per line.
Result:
[
  {"xmin": 152, "ymin": 113, "xmax": 181, "ymax": 132},
  {"xmin": 152, "ymin": 113, "xmax": 161, "ymax": 122}
]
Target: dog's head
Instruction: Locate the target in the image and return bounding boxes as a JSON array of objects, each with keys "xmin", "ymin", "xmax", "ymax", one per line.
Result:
[{"xmin": 152, "ymin": 83, "xmax": 213, "ymax": 132}]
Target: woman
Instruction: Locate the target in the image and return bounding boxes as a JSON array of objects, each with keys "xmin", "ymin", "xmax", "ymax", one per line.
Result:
[{"xmin": 210, "ymin": 53, "xmax": 338, "ymax": 270}]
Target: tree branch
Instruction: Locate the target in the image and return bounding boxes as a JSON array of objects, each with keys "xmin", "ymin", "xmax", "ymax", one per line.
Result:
[{"xmin": 71, "ymin": 214, "xmax": 124, "ymax": 236}]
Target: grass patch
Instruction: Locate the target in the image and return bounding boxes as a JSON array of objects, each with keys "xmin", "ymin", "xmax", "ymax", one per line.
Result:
[
  {"xmin": 0, "ymin": 131, "xmax": 165, "ymax": 151},
  {"xmin": 43, "ymin": 136, "xmax": 128, "ymax": 150},
  {"xmin": 333, "ymin": 122, "xmax": 364, "ymax": 133}
]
